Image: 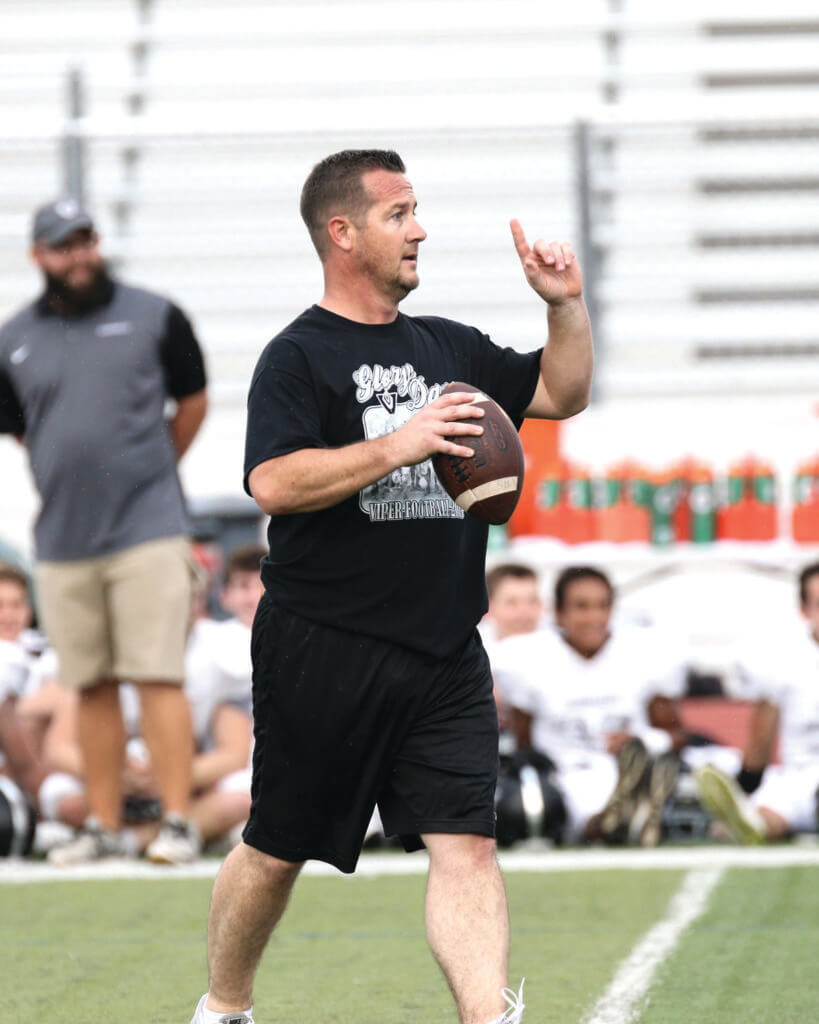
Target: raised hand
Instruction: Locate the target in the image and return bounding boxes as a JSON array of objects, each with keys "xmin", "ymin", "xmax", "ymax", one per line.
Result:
[{"xmin": 510, "ymin": 220, "xmax": 583, "ymax": 305}]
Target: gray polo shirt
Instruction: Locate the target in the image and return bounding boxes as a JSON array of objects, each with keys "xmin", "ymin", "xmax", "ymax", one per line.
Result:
[{"xmin": 0, "ymin": 281, "xmax": 207, "ymax": 562}]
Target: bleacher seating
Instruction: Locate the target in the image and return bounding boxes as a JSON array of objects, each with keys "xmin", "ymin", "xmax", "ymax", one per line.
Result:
[{"xmin": 0, "ymin": 0, "xmax": 818, "ymax": 559}]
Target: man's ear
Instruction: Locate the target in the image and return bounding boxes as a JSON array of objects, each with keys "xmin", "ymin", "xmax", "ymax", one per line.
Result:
[
  {"xmin": 30, "ymin": 244, "xmax": 45, "ymax": 270},
  {"xmin": 326, "ymin": 215, "xmax": 355, "ymax": 253}
]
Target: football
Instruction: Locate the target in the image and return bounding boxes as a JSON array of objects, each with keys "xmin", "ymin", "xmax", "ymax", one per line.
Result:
[{"xmin": 432, "ymin": 382, "xmax": 525, "ymax": 524}]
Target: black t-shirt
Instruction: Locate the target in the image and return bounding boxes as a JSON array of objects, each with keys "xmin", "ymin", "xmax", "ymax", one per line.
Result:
[{"xmin": 244, "ymin": 305, "xmax": 541, "ymax": 658}]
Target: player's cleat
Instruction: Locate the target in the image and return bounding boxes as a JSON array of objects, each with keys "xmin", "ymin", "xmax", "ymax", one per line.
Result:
[
  {"xmin": 639, "ymin": 752, "xmax": 681, "ymax": 848},
  {"xmin": 146, "ymin": 813, "xmax": 201, "ymax": 865},
  {"xmin": 695, "ymin": 764, "xmax": 766, "ymax": 845},
  {"xmin": 190, "ymin": 994, "xmax": 255, "ymax": 1024},
  {"xmin": 487, "ymin": 978, "xmax": 525, "ymax": 1024},
  {"xmin": 46, "ymin": 816, "xmax": 130, "ymax": 866},
  {"xmin": 600, "ymin": 737, "xmax": 649, "ymax": 837}
]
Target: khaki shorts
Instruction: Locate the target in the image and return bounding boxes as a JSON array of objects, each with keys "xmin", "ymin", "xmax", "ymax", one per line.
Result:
[{"xmin": 37, "ymin": 535, "xmax": 195, "ymax": 690}]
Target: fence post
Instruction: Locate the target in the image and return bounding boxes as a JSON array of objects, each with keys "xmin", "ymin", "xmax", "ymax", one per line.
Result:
[
  {"xmin": 62, "ymin": 65, "xmax": 87, "ymax": 204},
  {"xmin": 573, "ymin": 119, "xmax": 602, "ymax": 398}
]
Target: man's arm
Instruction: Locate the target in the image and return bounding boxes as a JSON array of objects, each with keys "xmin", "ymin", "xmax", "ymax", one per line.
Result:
[
  {"xmin": 159, "ymin": 303, "xmax": 208, "ymax": 458},
  {"xmin": 0, "ymin": 696, "xmax": 46, "ymax": 800},
  {"xmin": 169, "ymin": 388, "xmax": 208, "ymax": 459},
  {"xmin": 647, "ymin": 694, "xmax": 689, "ymax": 753},
  {"xmin": 248, "ymin": 390, "xmax": 485, "ymax": 516},
  {"xmin": 509, "ymin": 221, "xmax": 593, "ymax": 420},
  {"xmin": 39, "ymin": 686, "xmax": 83, "ymax": 777},
  {"xmin": 743, "ymin": 699, "xmax": 779, "ymax": 773},
  {"xmin": 511, "ymin": 707, "xmax": 534, "ymax": 750},
  {"xmin": 0, "ymin": 367, "xmax": 26, "ymax": 442},
  {"xmin": 191, "ymin": 704, "xmax": 253, "ymax": 792}
]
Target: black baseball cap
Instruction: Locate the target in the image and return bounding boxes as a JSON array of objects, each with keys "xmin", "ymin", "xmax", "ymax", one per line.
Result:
[{"xmin": 31, "ymin": 198, "xmax": 94, "ymax": 245}]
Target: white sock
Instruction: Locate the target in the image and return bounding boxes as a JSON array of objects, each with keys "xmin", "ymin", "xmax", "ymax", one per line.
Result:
[{"xmin": 199, "ymin": 995, "xmax": 253, "ymax": 1023}]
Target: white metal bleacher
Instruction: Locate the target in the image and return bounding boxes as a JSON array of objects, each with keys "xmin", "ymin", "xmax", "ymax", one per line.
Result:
[
  {"xmin": 599, "ymin": 0, "xmax": 819, "ymax": 397},
  {"xmin": 0, "ymin": 0, "xmax": 817, "ymax": 556}
]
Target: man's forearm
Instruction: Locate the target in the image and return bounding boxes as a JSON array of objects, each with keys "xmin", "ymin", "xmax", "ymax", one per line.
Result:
[
  {"xmin": 540, "ymin": 296, "xmax": 593, "ymax": 417},
  {"xmin": 0, "ymin": 707, "xmax": 46, "ymax": 800},
  {"xmin": 743, "ymin": 700, "xmax": 779, "ymax": 770},
  {"xmin": 169, "ymin": 390, "xmax": 208, "ymax": 459},
  {"xmin": 249, "ymin": 434, "xmax": 402, "ymax": 516},
  {"xmin": 191, "ymin": 749, "xmax": 247, "ymax": 792}
]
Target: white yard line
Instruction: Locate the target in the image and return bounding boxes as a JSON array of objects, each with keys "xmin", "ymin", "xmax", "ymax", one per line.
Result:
[
  {"xmin": 0, "ymin": 842, "xmax": 817, "ymax": 884},
  {"xmin": 583, "ymin": 867, "xmax": 725, "ymax": 1024}
]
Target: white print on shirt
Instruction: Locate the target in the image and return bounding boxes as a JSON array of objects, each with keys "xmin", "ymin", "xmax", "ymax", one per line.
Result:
[{"xmin": 352, "ymin": 362, "xmax": 464, "ymax": 523}]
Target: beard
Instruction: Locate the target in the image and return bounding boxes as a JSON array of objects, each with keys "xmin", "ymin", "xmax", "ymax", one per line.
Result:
[
  {"xmin": 43, "ymin": 261, "xmax": 113, "ymax": 315},
  {"xmin": 359, "ymin": 253, "xmax": 419, "ymax": 304}
]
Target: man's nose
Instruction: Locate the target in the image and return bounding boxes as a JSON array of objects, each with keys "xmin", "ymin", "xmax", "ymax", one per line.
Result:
[{"xmin": 410, "ymin": 217, "xmax": 427, "ymax": 242}]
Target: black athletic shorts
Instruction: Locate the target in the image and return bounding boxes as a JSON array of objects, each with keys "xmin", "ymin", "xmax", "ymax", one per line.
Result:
[{"xmin": 242, "ymin": 594, "xmax": 499, "ymax": 873}]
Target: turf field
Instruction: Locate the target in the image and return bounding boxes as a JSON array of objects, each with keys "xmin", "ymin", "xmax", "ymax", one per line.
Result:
[{"xmin": 1, "ymin": 847, "xmax": 817, "ymax": 1023}]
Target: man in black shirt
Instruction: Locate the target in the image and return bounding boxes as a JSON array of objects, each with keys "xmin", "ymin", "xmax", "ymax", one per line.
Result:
[
  {"xmin": 0, "ymin": 199, "xmax": 208, "ymax": 865},
  {"xmin": 191, "ymin": 150, "xmax": 593, "ymax": 1024}
]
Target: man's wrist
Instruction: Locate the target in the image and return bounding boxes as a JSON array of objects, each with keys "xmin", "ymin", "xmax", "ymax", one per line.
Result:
[
  {"xmin": 370, "ymin": 430, "xmax": 404, "ymax": 475},
  {"xmin": 546, "ymin": 293, "xmax": 585, "ymax": 313}
]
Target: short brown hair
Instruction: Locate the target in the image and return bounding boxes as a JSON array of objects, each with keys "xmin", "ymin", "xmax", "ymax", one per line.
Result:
[
  {"xmin": 300, "ymin": 149, "xmax": 406, "ymax": 258},
  {"xmin": 0, "ymin": 564, "xmax": 29, "ymax": 595},
  {"xmin": 485, "ymin": 563, "xmax": 538, "ymax": 600},
  {"xmin": 799, "ymin": 561, "xmax": 819, "ymax": 605},
  {"xmin": 223, "ymin": 545, "xmax": 266, "ymax": 586}
]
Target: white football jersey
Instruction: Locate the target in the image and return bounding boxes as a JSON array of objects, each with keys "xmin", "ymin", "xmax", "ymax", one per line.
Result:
[
  {"xmin": 737, "ymin": 628, "xmax": 819, "ymax": 769},
  {"xmin": 185, "ymin": 617, "xmax": 253, "ymax": 749},
  {"xmin": 491, "ymin": 626, "xmax": 686, "ymax": 770},
  {"xmin": 0, "ymin": 632, "xmax": 57, "ymax": 703}
]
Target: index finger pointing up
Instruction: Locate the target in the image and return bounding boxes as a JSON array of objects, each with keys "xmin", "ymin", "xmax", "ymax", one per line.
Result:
[{"xmin": 509, "ymin": 219, "xmax": 531, "ymax": 263}]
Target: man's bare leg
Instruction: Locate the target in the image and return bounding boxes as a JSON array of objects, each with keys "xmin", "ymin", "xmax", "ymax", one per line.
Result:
[
  {"xmin": 76, "ymin": 679, "xmax": 126, "ymax": 831},
  {"xmin": 137, "ymin": 681, "xmax": 194, "ymax": 817},
  {"xmin": 205, "ymin": 842, "xmax": 303, "ymax": 1013},
  {"xmin": 423, "ymin": 833, "xmax": 510, "ymax": 1024}
]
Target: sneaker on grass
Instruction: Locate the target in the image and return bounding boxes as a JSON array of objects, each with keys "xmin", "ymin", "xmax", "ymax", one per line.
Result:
[
  {"xmin": 695, "ymin": 764, "xmax": 766, "ymax": 845},
  {"xmin": 487, "ymin": 979, "xmax": 525, "ymax": 1024},
  {"xmin": 190, "ymin": 993, "xmax": 254, "ymax": 1024},
  {"xmin": 46, "ymin": 816, "xmax": 130, "ymax": 866},
  {"xmin": 146, "ymin": 813, "xmax": 201, "ymax": 864}
]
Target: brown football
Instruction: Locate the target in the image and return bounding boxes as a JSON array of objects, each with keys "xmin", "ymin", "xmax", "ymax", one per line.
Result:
[{"xmin": 432, "ymin": 382, "xmax": 525, "ymax": 525}]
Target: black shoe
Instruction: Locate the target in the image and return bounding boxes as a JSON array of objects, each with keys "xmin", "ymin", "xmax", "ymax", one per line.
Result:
[
  {"xmin": 639, "ymin": 752, "xmax": 681, "ymax": 847},
  {"xmin": 600, "ymin": 738, "xmax": 650, "ymax": 838}
]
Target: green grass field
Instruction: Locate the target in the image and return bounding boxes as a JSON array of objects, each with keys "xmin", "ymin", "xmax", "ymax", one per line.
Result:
[{"xmin": 1, "ymin": 853, "xmax": 817, "ymax": 1023}]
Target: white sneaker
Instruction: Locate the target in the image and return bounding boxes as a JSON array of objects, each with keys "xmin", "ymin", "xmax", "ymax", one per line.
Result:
[
  {"xmin": 146, "ymin": 813, "xmax": 201, "ymax": 864},
  {"xmin": 487, "ymin": 978, "xmax": 525, "ymax": 1024},
  {"xmin": 190, "ymin": 993, "xmax": 255, "ymax": 1024},
  {"xmin": 47, "ymin": 816, "xmax": 130, "ymax": 866},
  {"xmin": 695, "ymin": 765, "xmax": 766, "ymax": 844}
]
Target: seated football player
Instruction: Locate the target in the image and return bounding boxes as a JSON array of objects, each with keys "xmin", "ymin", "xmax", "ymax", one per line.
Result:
[
  {"xmin": 0, "ymin": 565, "xmax": 49, "ymax": 808},
  {"xmin": 180, "ymin": 545, "xmax": 264, "ymax": 849},
  {"xmin": 696, "ymin": 560, "xmax": 819, "ymax": 843},
  {"xmin": 492, "ymin": 565, "xmax": 694, "ymax": 847},
  {"xmin": 481, "ymin": 563, "xmax": 545, "ymax": 742},
  {"xmin": 481, "ymin": 563, "xmax": 545, "ymax": 652}
]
